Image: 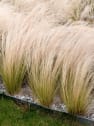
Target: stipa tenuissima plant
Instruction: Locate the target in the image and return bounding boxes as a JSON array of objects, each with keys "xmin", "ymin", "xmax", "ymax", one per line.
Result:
[
  {"xmin": 26, "ymin": 30, "xmax": 63, "ymax": 107},
  {"xmin": 0, "ymin": 18, "xmax": 26, "ymax": 95},
  {"xmin": 51, "ymin": 25, "xmax": 94, "ymax": 115},
  {"xmin": 60, "ymin": 40, "xmax": 94, "ymax": 115}
]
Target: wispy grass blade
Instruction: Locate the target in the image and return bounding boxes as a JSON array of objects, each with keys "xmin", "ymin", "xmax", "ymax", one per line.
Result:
[
  {"xmin": 0, "ymin": 17, "xmax": 26, "ymax": 95},
  {"xmin": 61, "ymin": 41, "xmax": 94, "ymax": 115},
  {"xmin": 26, "ymin": 30, "xmax": 63, "ymax": 107}
]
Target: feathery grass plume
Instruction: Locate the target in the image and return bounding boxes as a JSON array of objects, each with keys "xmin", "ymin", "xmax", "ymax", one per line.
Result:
[
  {"xmin": 0, "ymin": 1, "xmax": 16, "ymax": 63},
  {"xmin": 2, "ymin": 0, "xmax": 51, "ymax": 14},
  {"xmin": 60, "ymin": 26, "xmax": 94, "ymax": 114},
  {"xmin": 49, "ymin": 0, "xmax": 94, "ymax": 25},
  {"xmin": 0, "ymin": 1, "xmax": 15, "ymax": 32},
  {"xmin": 7, "ymin": 0, "xmax": 36, "ymax": 13},
  {"xmin": 61, "ymin": 57, "xmax": 94, "ymax": 115},
  {"xmin": 9, "ymin": 0, "xmax": 59, "ymax": 27},
  {"xmin": 0, "ymin": 15, "xmax": 26, "ymax": 95},
  {"xmin": 67, "ymin": 0, "xmax": 94, "ymax": 22},
  {"xmin": 26, "ymin": 27, "xmax": 64, "ymax": 107}
]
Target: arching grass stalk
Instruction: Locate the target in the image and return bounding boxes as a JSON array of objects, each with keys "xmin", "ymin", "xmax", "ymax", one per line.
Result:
[
  {"xmin": 27, "ymin": 31, "xmax": 62, "ymax": 107},
  {"xmin": 0, "ymin": 22, "xmax": 26, "ymax": 95},
  {"xmin": 61, "ymin": 55, "xmax": 94, "ymax": 115}
]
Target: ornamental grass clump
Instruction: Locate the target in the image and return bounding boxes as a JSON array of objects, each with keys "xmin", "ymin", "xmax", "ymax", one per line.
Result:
[
  {"xmin": 27, "ymin": 30, "xmax": 63, "ymax": 107},
  {"xmin": 0, "ymin": 18, "xmax": 26, "ymax": 95},
  {"xmin": 58, "ymin": 25, "xmax": 94, "ymax": 115},
  {"xmin": 60, "ymin": 40, "xmax": 94, "ymax": 115},
  {"xmin": 61, "ymin": 61, "xmax": 93, "ymax": 115}
]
